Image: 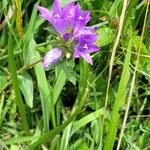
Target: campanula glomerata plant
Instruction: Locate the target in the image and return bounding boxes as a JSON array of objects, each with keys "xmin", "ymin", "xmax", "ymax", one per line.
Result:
[{"xmin": 37, "ymin": 0, "xmax": 100, "ymax": 67}]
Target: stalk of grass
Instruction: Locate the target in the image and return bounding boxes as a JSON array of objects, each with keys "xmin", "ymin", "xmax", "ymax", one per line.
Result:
[
  {"xmin": 0, "ymin": 94, "xmax": 4, "ymax": 125},
  {"xmin": 109, "ymin": 0, "xmax": 122, "ymax": 19},
  {"xmin": 49, "ymin": 86, "xmax": 56, "ymax": 128},
  {"xmin": 0, "ymin": 140, "xmax": 9, "ymax": 150},
  {"xmin": 8, "ymin": 31, "xmax": 30, "ymax": 135},
  {"xmin": 103, "ymin": 39, "xmax": 131, "ymax": 150},
  {"xmin": 4, "ymin": 136, "xmax": 35, "ymax": 145},
  {"xmin": 101, "ymin": 0, "xmax": 128, "ymax": 149},
  {"xmin": 14, "ymin": 0, "xmax": 23, "ymax": 37},
  {"xmin": 27, "ymin": 88, "xmax": 89, "ymax": 149},
  {"xmin": 105, "ymin": 0, "xmax": 128, "ymax": 114},
  {"xmin": 60, "ymin": 122, "xmax": 72, "ymax": 150},
  {"xmin": 116, "ymin": 1, "xmax": 150, "ymax": 149}
]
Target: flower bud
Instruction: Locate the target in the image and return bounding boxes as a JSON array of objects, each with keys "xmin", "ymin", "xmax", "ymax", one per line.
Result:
[
  {"xmin": 42, "ymin": 48, "xmax": 62, "ymax": 68},
  {"xmin": 66, "ymin": 52, "xmax": 71, "ymax": 58}
]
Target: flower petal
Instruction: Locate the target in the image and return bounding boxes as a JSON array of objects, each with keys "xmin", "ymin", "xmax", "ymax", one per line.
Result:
[
  {"xmin": 63, "ymin": 2, "xmax": 74, "ymax": 18},
  {"xmin": 53, "ymin": 0, "xmax": 62, "ymax": 17},
  {"xmin": 76, "ymin": 10, "xmax": 91, "ymax": 29},
  {"xmin": 73, "ymin": 4, "xmax": 81, "ymax": 20},
  {"xmin": 79, "ymin": 52, "xmax": 93, "ymax": 65},
  {"xmin": 37, "ymin": 6, "xmax": 53, "ymax": 23},
  {"xmin": 52, "ymin": 19, "xmax": 69, "ymax": 34},
  {"xmin": 85, "ymin": 44, "xmax": 100, "ymax": 53},
  {"xmin": 73, "ymin": 48, "xmax": 80, "ymax": 58},
  {"xmin": 74, "ymin": 27, "xmax": 98, "ymax": 43}
]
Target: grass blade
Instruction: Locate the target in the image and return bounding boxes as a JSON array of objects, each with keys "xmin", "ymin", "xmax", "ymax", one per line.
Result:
[
  {"xmin": 27, "ymin": 88, "xmax": 89, "ymax": 149},
  {"xmin": 34, "ymin": 51, "xmax": 51, "ymax": 131},
  {"xmin": 8, "ymin": 32, "xmax": 30, "ymax": 135},
  {"xmin": 104, "ymin": 39, "xmax": 131, "ymax": 150}
]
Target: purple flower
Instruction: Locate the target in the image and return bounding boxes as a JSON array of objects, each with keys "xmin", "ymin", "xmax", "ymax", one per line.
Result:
[
  {"xmin": 37, "ymin": 1, "xmax": 90, "ymax": 40},
  {"xmin": 37, "ymin": 1, "xmax": 74, "ymax": 37},
  {"xmin": 42, "ymin": 48, "xmax": 62, "ymax": 68},
  {"xmin": 71, "ymin": 4, "xmax": 91, "ymax": 33},
  {"xmin": 38, "ymin": 0, "xmax": 100, "ymax": 65},
  {"xmin": 73, "ymin": 28, "xmax": 99, "ymax": 65}
]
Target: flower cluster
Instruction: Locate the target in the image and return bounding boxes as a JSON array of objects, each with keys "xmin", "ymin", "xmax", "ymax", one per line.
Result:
[{"xmin": 38, "ymin": 0, "xmax": 99, "ymax": 68}]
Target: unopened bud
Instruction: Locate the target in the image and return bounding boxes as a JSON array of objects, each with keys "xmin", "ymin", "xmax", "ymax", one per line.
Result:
[
  {"xmin": 66, "ymin": 52, "xmax": 71, "ymax": 58},
  {"xmin": 42, "ymin": 48, "xmax": 62, "ymax": 68}
]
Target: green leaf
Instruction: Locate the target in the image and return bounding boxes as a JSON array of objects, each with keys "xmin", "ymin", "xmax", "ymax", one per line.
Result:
[
  {"xmin": 4, "ymin": 136, "xmax": 35, "ymax": 145},
  {"xmin": 104, "ymin": 39, "xmax": 131, "ymax": 150},
  {"xmin": 18, "ymin": 72, "xmax": 33, "ymax": 108},
  {"xmin": 131, "ymin": 33, "xmax": 147, "ymax": 54},
  {"xmin": 10, "ymin": 145, "xmax": 20, "ymax": 150},
  {"xmin": 0, "ymin": 70, "xmax": 7, "ymax": 90},
  {"xmin": 96, "ymin": 27, "xmax": 115, "ymax": 47},
  {"xmin": 69, "ymin": 139, "xmax": 90, "ymax": 150},
  {"xmin": 23, "ymin": 35, "xmax": 37, "ymax": 65},
  {"xmin": 131, "ymin": 33, "xmax": 150, "ymax": 80},
  {"xmin": 62, "ymin": 60, "xmax": 76, "ymax": 85},
  {"xmin": 71, "ymin": 108, "xmax": 105, "ymax": 135},
  {"xmin": 53, "ymin": 69, "xmax": 66, "ymax": 104},
  {"xmin": 23, "ymin": 3, "xmax": 39, "ymax": 65},
  {"xmin": 34, "ymin": 51, "xmax": 51, "ymax": 131},
  {"xmin": 3, "ymin": 0, "xmax": 8, "ymax": 9}
]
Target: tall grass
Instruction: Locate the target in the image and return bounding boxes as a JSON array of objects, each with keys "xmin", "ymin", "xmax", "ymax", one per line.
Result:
[{"xmin": 0, "ymin": 0, "xmax": 150, "ymax": 149}]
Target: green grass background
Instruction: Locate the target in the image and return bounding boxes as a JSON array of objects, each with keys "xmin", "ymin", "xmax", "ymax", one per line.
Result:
[{"xmin": 0, "ymin": 0, "xmax": 150, "ymax": 149}]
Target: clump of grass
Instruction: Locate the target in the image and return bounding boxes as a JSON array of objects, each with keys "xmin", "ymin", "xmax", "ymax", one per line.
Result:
[{"xmin": 0, "ymin": 0, "xmax": 150, "ymax": 149}]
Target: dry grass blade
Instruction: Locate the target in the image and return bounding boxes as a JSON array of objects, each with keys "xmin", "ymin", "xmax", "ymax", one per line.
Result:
[
  {"xmin": 0, "ymin": 6, "xmax": 14, "ymax": 30},
  {"xmin": 116, "ymin": 1, "xmax": 150, "ymax": 149},
  {"xmin": 105, "ymin": 0, "xmax": 128, "ymax": 110}
]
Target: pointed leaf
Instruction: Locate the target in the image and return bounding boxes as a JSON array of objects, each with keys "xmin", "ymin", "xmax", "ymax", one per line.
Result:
[{"xmin": 18, "ymin": 72, "xmax": 33, "ymax": 108}]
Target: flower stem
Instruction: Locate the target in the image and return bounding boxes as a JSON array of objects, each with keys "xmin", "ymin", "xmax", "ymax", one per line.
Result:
[{"xmin": 78, "ymin": 59, "xmax": 89, "ymax": 102}]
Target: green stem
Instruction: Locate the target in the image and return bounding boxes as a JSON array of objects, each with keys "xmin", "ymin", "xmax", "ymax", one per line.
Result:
[
  {"xmin": 78, "ymin": 59, "xmax": 89, "ymax": 103},
  {"xmin": 81, "ymin": 59, "xmax": 89, "ymax": 90},
  {"xmin": 103, "ymin": 39, "xmax": 131, "ymax": 150},
  {"xmin": 49, "ymin": 86, "xmax": 56, "ymax": 128},
  {"xmin": 27, "ymin": 88, "xmax": 89, "ymax": 149},
  {"xmin": 8, "ymin": 32, "xmax": 30, "ymax": 135}
]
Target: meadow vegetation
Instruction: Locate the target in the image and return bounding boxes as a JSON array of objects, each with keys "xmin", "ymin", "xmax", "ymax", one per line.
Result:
[{"xmin": 0, "ymin": 0, "xmax": 150, "ymax": 149}]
